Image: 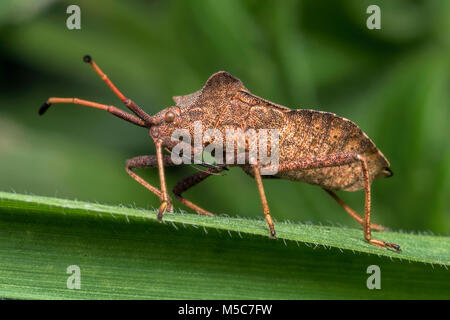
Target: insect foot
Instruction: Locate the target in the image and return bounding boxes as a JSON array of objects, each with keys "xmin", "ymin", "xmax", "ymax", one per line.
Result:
[
  {"xmin": 385, "ymin": 242, "xmax": 401, "ymax": 252},
  {"xmin": 269, "ymin": 229, "xmax": 276, "ymax": 239},
  {"xmin": 157, "ymin": 200, "xmax": 171, "ymax": 221},
  {"xmin": 368, "ymin": 238, "xmax": 401, "ymax": 252}
]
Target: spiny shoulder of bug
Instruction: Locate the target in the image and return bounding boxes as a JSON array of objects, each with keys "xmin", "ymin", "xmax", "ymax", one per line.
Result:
[{"xmin": 149, "ymin": 70, "xmax": 248, "ymax": 148}]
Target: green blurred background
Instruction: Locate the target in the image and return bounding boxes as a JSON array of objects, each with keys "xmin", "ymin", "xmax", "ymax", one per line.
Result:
[{"xmin": 0, "ymin": 0, "xmax": 449, "ymax": 234}]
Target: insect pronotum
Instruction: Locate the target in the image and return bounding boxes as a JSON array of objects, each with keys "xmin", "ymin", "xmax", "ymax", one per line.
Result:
[{"xmin": 39, "ymin": 55, "xmax": 400, "ymax": 252}]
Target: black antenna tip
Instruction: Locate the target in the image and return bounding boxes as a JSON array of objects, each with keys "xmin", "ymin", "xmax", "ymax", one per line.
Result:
[
  {"xmin": 384, "ymin": 167, "xmax": 393, "ymax": 178},
  {"xmin": 83, "ymin": 55, "xmax": 92, "ymax": 63},
  {"xmin": 39, "ymin": 102, "xmax": 51, "ymax": 115}
]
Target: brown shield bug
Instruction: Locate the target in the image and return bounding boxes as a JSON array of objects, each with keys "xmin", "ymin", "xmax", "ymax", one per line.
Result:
[{"xmin": 39, "ymin": 55, "xmax": 400, "ymax": 252}]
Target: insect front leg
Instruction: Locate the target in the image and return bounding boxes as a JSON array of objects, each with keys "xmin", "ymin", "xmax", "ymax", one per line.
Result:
[
  {"xmin": 155, "ymin": 141, "xmax": 172, "ymax": 219},
  {"xmin": 125, "ymin": 152, "xmax": 174, "ymax": 218},
  {"xmin": 273, "ymin": 153, "xmax": 400, "ymax": 251}
]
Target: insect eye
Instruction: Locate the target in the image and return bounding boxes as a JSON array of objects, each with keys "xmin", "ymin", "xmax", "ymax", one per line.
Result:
[{"xmin": 164, "ymin": 111, "xmax": 176, "ymax": 123}]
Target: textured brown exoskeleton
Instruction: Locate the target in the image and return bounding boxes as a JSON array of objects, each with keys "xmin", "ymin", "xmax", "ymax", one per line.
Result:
[{"xmin": 39, "ymin": 55, "xmax": 400, "ymax": 252}]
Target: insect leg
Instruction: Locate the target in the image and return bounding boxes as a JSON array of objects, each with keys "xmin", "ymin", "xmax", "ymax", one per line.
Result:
[
  {"xmin": 172, "ymin": 166, "xmax": 226, "ymax": 217},
  {"xmin": 155, "ymin": 141, "xmax": 172, "ymax": 219},
  {"xmin": 357, "ymin": 156, "xmax": 399, "ymax": 251},
  {"xmin": 323, "ymin": 189, "xmax": 385, "ymax": 231},
  {"xmin": 126, "ymin": 153, "xmax": 174, "ymax": 216},
  {"xmin": 252, "ymin": 164, "xmax": 276, "ymax": 238},
  {"xmin": 273, "ymin": 153, "xmax": 400, "ymax": 251},
  {"xmin": 39, "ymin": 98, "xmax": 146, "ymax": 127},
  {"xmin": 83, "ymin": 55, "xmax": 152, "ymax": 124}
]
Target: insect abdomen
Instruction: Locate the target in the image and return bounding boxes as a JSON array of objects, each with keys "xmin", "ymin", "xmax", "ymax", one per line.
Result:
[{"xmin": 277, "ymin": 109, "xmax": 390, "ymax": 191}]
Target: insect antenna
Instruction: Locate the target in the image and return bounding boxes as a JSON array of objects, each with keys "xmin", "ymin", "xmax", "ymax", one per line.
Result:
[
  {"xmin": 39, "ymin": 55, "xmax": 157, "ymax": 128},
  {"xmin": 39, "ymin": 98, "xmax": 147, "ymax": 127},
  {"xmin": 82, "ymin": 55, "xmax": 154, "ymax": 125}
]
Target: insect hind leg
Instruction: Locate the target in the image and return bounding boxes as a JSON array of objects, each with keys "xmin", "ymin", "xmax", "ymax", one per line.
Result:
[
  {"xmin": 323, "ymin": 189, "xmax": 385, "ymax": 231},
  {"xmin": 272, "ymin": 152, "xmax": 400, "ymax": 251}
]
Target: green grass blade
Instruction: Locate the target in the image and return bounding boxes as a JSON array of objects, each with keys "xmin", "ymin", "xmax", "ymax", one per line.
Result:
[{"xmin": 0, "ymin": 191, "xmax": 448, "ymax": 299}]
